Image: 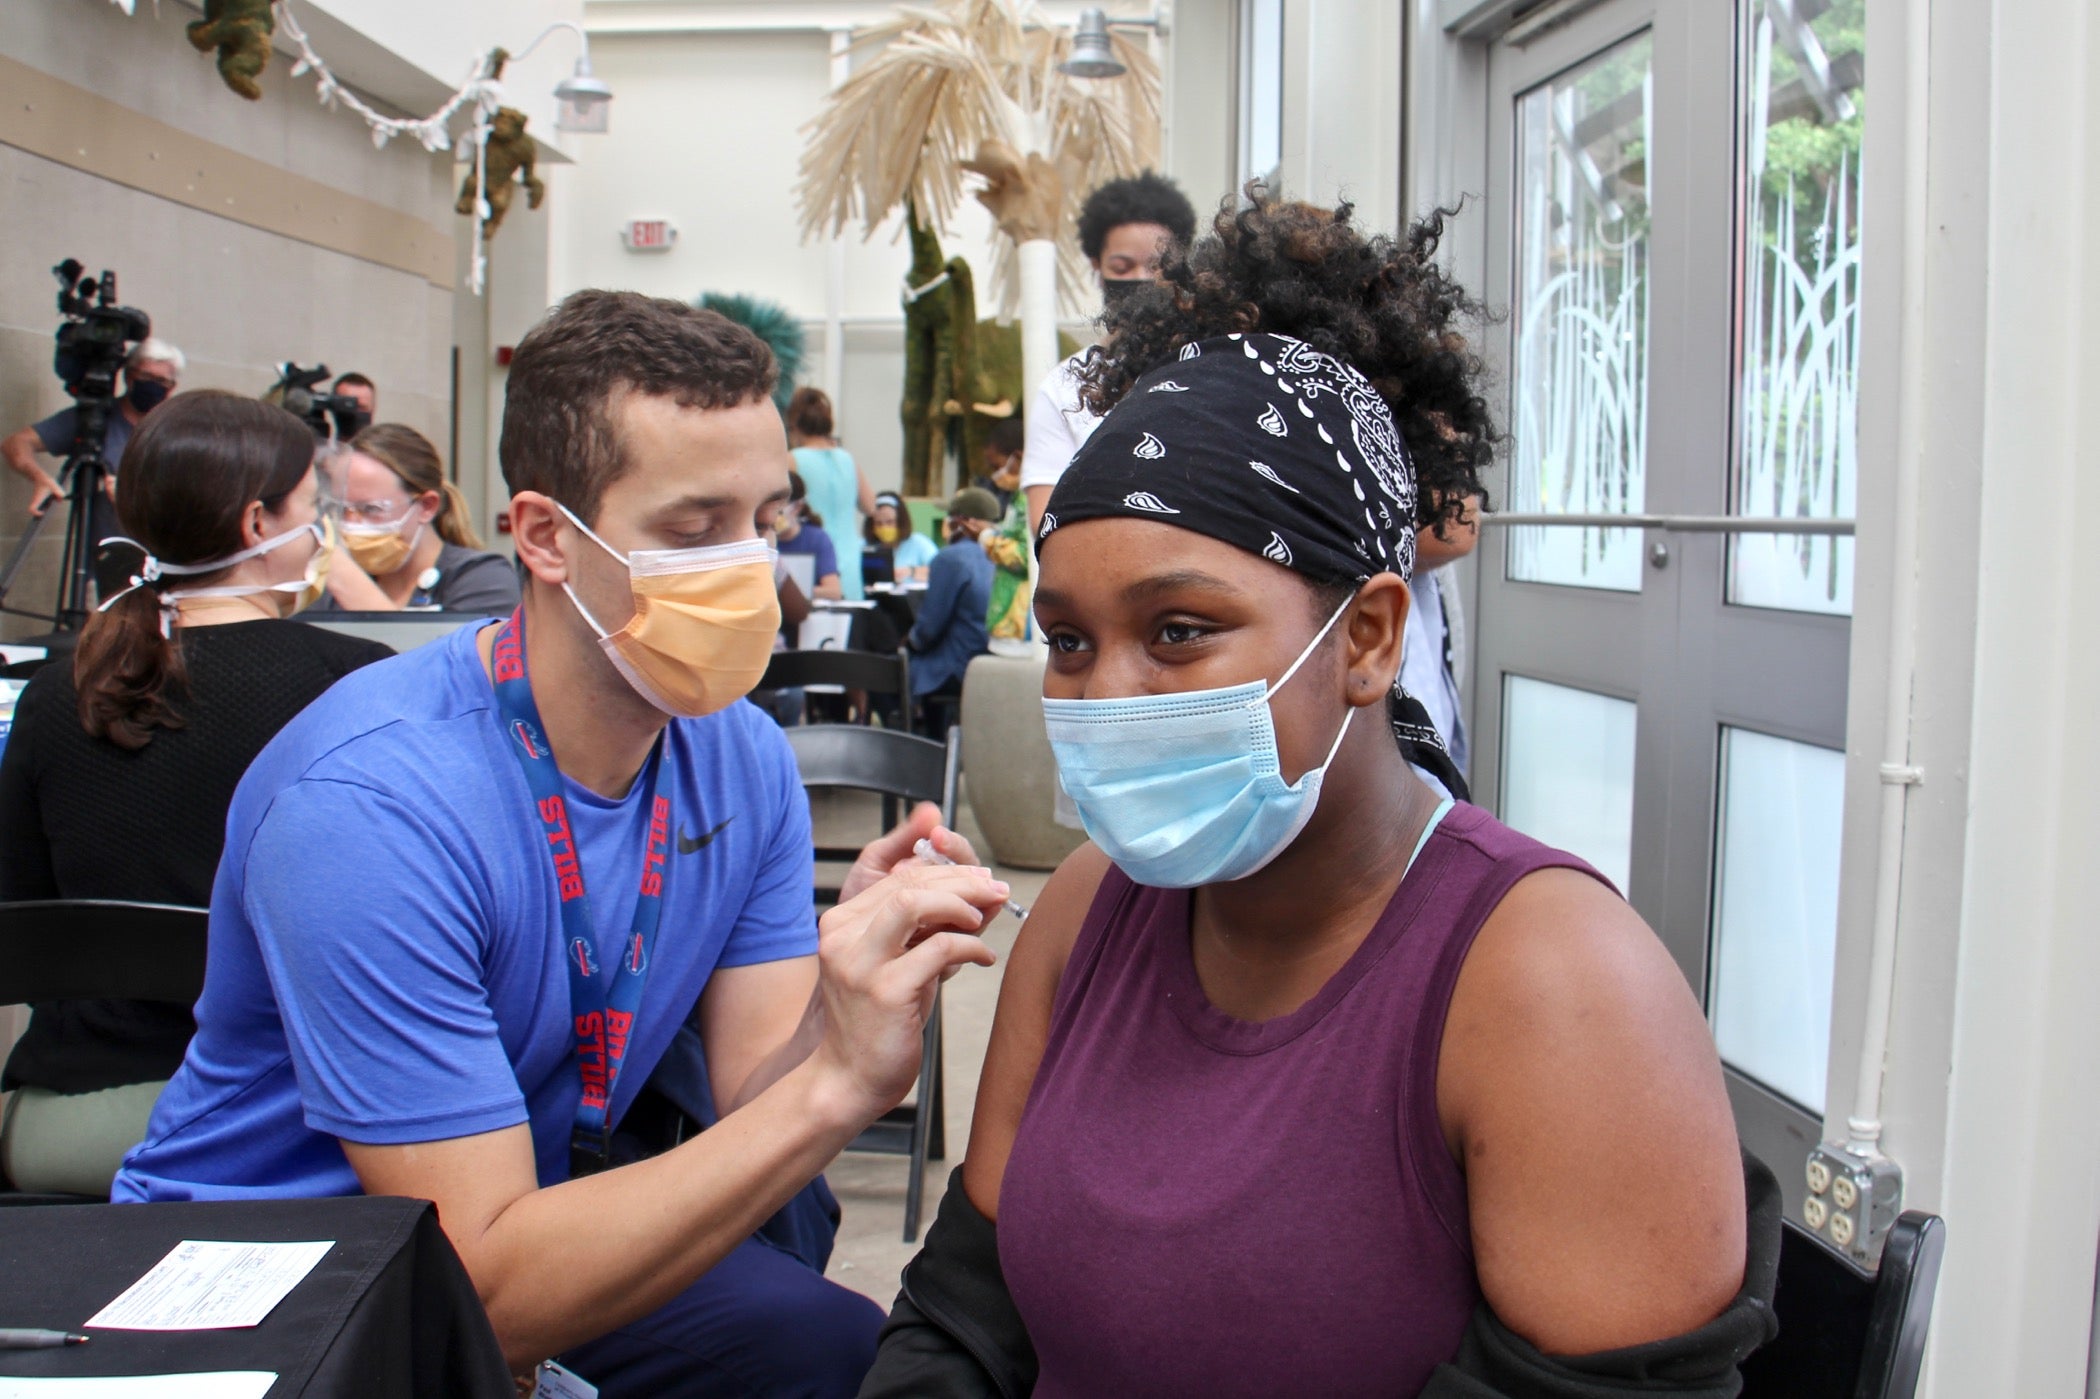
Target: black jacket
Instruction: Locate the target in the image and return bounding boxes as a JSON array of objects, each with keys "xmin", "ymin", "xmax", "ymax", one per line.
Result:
[{"xmin": 860, "ymin": 1155, "xmax": 1781, "ymax": 1399}]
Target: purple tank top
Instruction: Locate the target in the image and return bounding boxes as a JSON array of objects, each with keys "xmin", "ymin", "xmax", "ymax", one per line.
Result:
[{"xmin": 997, "ymin": 803, "xmax": 1606, "ymax": 1398}]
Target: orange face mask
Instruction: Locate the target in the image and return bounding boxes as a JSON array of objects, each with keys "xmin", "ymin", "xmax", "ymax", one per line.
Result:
[{"xmin": 559, "ymin": 506, "xmax": 782, "ymax": 717}]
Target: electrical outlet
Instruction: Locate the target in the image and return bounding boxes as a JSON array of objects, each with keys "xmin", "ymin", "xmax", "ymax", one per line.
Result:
[{"xmin": 1803, "ymin": 1143, "xmax": 1904, "ymax": 1266}]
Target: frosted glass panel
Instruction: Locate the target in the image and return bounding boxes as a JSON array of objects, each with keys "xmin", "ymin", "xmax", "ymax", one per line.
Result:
[
  {"xmin": 1500, "ymin": 676, "xmax": 1635, "ymax": 891},
  {"xmin": 1508, "ymin": 33, "xmax": 1652, "ymax": 593},
  {"xmin": 1731, "ymin": 0, "xmax": 1863, "ymax": 614},
  {"xmin": 1710, "ymin": 728, "xmax": 1843, "ymax": 1112}
]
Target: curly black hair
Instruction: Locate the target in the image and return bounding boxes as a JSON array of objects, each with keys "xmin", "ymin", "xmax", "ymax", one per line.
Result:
[
  {"xmin": 1077, "ymin": 171, "xmax": 1199, "ymax": 264},
  {"xmin": 1076, "ymin": 189, "xmax": 1497, "ymax": 541}
]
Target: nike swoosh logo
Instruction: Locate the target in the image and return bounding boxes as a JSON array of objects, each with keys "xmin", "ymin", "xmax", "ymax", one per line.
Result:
[{"xmin": 678, "ymin": 818, "xmax": 734, "ymax": 855}]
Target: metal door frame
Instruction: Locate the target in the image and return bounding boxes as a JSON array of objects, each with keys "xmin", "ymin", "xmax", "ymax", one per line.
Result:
[{"xmin": 1469, "ymin": 0, "xmax": 1853, "ymax": 1198}]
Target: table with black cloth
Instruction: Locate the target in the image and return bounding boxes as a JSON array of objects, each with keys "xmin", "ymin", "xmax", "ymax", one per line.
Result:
[{"xmin": 0, "ymin": 1195, "xmax": 511, "ymax": 1397}]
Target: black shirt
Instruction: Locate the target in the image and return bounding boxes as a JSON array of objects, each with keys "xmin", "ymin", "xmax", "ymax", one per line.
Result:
[{"xmin": 0, "ymin": 619, "xmax": 392, "ymax": 1093}]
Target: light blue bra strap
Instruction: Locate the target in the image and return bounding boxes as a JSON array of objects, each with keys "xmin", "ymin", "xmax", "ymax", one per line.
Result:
[{"xmin": 1405, "ymin": 797, "xmax": 1457, "ymax": 875}]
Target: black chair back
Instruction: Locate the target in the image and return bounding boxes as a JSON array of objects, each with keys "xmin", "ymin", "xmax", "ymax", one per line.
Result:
[
  {"xmin": 762, "ymin": 648, "xmax": 911, "ymax": 730},
  {"xmin": 0, "ymin": 901, "xmax": 208, "ymax": 1204},
  {"xmin": 781, "ymin": 724, "xmax": 961, "ymax": 1242},
  {"xmin": 0, "ymin": 900, "xmax": 209, "ymax": 1006},
  {"xmin": 1741, "ymin": 1211, "xmax": 1946, "ymax": 1399}
]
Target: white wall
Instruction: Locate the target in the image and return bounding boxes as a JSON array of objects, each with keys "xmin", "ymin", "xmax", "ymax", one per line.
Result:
[
  {"xmin": 549, "ymin": 24, "xmax": 1015, "ymax": 495},
  {"xmin": 0, "ymin": 0, "xmax": 485, "ymax": 636}
]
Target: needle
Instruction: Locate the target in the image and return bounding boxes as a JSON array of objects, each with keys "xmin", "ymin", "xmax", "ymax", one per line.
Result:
[{"xmin": 913, "ymin": 839, "xmax": 1030, "ymax": 922}]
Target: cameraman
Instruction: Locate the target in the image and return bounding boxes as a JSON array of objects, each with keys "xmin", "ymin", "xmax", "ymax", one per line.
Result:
[
  {"xmin": 3, "ymin": 338, "xmax": 184, "ymax": 527},
  {"xmin": 331, "ymin": 372, "xmax": 377, "ymax": 431}
]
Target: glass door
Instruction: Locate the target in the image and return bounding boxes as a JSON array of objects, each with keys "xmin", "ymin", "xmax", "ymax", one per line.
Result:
[
  {"xmin": 1473, "ymin": 0, "xmax": 1675, "ymax": 938},
  {"xmin": 1470, "ymin": 0, "xmax": 1862, "ymax": 1198}
]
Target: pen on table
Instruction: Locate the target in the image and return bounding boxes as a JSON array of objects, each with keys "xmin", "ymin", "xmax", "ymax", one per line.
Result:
[
  {"xmin": 913, "ymin": 839, "xmax": 1030, "ymax": 922},
  {"xmin": 0, "ymin": 1329, "xmax": 89, "ymax": 1349}
]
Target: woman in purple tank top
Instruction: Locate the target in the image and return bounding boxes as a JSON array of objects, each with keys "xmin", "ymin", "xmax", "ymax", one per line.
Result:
[{"xmin": 861, "ymin": 198, "xmax": 1767, "ymax": 1399}]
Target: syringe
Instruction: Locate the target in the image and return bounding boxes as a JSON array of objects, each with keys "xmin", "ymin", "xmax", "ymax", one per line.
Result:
[{"xmin": 913, "ymin": 839, "xmax": 1030, "ymax": 923}]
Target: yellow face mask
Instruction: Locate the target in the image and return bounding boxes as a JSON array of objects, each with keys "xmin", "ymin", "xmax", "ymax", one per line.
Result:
[
  {"xmin": 874, "ymin": 524, "xmax": 902, "ymax": 545},
  {"xmin": 343, "ymin": 508, "xmax": 424, "ymax": 578},
  {"xmin": 558, "ymin": 505, "xmax": 782, "ymax": 718},
  {"xmin": 291, "ymin": 515, "xmax": 335, "ymax": 614}
]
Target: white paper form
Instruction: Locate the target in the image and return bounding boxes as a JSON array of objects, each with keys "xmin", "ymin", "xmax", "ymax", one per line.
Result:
[
  {"xmin": 84, "ymin": 1240, "xmax": 332, "ymax": 1331},
  {"xmin": 0, "ymin": 1376, "xmax": 276, "ymax": 1399}
]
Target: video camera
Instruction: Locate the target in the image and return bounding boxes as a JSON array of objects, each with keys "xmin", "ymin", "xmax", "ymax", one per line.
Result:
[
  {"xmin": 51, "ymin": 259, "xmax": 151, "ymax": 448},
  {"xmin": 266, "ymin": 362, "xmax": 370, "ymax": 441},
  {"xmin": 0, "ymin": 260, "xmax": 154, "ymax": 632}
]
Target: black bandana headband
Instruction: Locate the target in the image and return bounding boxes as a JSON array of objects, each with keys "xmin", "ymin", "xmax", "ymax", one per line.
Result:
[
  {"xmin": 1039, "ymin": 332, "xmax": 1418, "ymax": 583},
  {"xmin": 1039, "ymin": 332, "xmax": 1470, "ymax": 801}
]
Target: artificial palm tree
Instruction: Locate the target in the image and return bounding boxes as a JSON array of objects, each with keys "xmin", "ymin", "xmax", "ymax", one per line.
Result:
[{"xmin": 797, "ymin": 0, "xmax": 1161, "ymax": 406}]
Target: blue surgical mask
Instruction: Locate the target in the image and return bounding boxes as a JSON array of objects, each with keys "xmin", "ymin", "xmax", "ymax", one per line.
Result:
[{"xmin": 1043, "ymin": 596, "xmax": 1356, "ymax": 888}]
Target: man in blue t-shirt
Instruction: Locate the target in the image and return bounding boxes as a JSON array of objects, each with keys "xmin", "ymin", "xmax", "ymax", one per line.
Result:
[{"xmin": 115, "ymin": 293, "xmax": 1008, "ymax": 1397}]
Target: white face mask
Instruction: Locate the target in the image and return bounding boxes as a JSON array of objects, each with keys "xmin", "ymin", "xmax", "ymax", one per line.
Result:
[{"xmin": 101, "ymin": 518, "xmax": 335, "ymax": 634}]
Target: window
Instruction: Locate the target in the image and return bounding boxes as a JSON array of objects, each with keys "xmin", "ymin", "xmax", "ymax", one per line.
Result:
[
  {"xmin": 1507, "ymin": 34, "xmax": 1653, "ymax": 592},
  {"xmin": 1236, "ymin": 0, "xmax": 1283, "ymax": 190},
  {"xmin": 1730, "ymin": 0, "xmax": 1865, "ymax": 614},
  {"xmin": 1709, "ymin": 727, "xmax": 1844, "ymax": 1111}
]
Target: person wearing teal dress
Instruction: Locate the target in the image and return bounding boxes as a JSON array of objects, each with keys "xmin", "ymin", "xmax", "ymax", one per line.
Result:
[{"xmin": 787, "ymin": 387, "xmax": 874, "ymax": 599}]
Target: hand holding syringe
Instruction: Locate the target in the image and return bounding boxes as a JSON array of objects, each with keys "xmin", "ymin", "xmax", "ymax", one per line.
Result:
[{"xmin": 914, "ymin": 839, "xmax": 1030, "ymax": 923}]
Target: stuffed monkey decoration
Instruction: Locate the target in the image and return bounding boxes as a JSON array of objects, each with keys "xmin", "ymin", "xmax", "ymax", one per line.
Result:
[
  {"xmin": 456, "ymin": 108, "xmax": 546, "ymax": 238},
  {"xmin": 187, "ymin": 0, "xmax": 275, "ymax": 102}
]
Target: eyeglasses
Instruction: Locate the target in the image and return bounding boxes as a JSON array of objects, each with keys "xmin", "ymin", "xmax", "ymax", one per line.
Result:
[{"xmin": 342, "ymin": 498, "xmax": 413, "ymax": 525}]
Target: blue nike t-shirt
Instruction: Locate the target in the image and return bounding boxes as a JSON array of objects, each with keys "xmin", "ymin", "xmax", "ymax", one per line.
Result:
[{"xmin": 112, "ymin": 620, "xmax": 815, "ymax": 1202}]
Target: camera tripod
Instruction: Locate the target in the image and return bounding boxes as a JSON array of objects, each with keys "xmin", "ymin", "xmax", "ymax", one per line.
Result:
[{"xmin": 0, "ymin": 431, "xmax": 118, "ymax": 642}]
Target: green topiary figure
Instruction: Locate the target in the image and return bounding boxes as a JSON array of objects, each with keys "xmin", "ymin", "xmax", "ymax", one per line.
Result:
[
  {"xmin": 900, "ymin": 203, "xmax": 987, "ymax": 497},
  {"xmin": 186, "ymin": 0, "xmax": 275, "ymax": 102},
  {"xmin": 696, "ymin": 293, "xmax": 806, "ymax": 416}
]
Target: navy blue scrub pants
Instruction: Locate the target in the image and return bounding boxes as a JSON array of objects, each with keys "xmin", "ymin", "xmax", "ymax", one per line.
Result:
[{"xmin": 554, "ymin": 1176, "xmax": 883, "ymax": 1397}]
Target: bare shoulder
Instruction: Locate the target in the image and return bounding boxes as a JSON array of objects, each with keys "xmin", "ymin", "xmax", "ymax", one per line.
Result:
[
  {"xmin": 961, "ymin": 841, "xmax": 1115, "ymax": 1218},
  {"xmin": 1440, "ymin": 866, "xmax": 1747, "ymax": 1355}
]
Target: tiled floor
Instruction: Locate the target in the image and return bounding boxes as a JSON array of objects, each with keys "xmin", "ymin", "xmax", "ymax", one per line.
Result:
[{"xmin": 806, "ymin": 788, "xmax": 1059, "ymax": 1306}]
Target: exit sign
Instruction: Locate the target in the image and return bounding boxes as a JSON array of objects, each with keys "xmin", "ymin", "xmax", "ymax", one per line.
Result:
[{"xmin": 622, "ymin": 219, "xmax": 678, "ymax": 252}]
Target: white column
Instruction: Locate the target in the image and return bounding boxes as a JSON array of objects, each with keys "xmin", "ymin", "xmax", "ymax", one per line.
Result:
[{"xmin": 1017, "ymin": 237, "xmax": 1060, "ymax": 420}]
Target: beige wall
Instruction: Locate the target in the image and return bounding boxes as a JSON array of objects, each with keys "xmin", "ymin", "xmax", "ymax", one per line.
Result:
[{"xmin": 0, "ymin": 0, "xmax": 462, "ymax": 637}]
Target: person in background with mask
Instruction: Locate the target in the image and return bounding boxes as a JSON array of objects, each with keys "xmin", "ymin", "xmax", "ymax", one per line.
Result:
[
  {"xmin": 1020, "ymin": 173, "xmax": 1197, "ymax": 536},
  {"xmin": 863, "ymin": 204, "xmax": 1771, "ymax": 1399},
  {"xmin": 0, "ymin": 391, "xmax": 389, "ymax": 1197},
  {"xmin": 316, "ymin": 422, "xmax": 520, "ymax": 615},
  {"xmin": 787, "ymin": 387, "xmax": 875, "ymax": 600},
  {"xmin": 771, "ymin": 470, "xmax": 843, "ymax": 603},
  {"xmin": 905, "ymin": 486, "xmax": 998, "ymax": 732},
  {"xmin": 972, "ymin": 417, "xmax": 1025, "ymax": 517},
  {"xmin": 2, "ymin": 338, "xmax": 185, "ymax": 546},
  {"xmin": 113, "ymin": 292, "xmax": 1007, "ymax": 1399},
  {"xmin": 331, "ymin": 371, "xmax": 377, "ymax": 424},
  {"xmin": 1402, "ymin": 488, "xmax": 1482, "ymax": 800},
  {"xmin": 862, "ymin": 490, "xmax": 938, "ymax": 585}
]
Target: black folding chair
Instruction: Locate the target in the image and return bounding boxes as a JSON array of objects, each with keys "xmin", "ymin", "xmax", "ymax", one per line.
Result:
[
  {"xmin": 761, "ymin": 648, "xmax": 911, "ymax": 735},
  {"xmin": 784, "ymin": 724, "xmax": 959, "ymax": 1242},
  {"xmin": 0, "ymin": 900, "xmax": 209, "ymax": 1204},
  {"xmin": 1741, "ymin": 1210, "xmax": 1947, "ymax": 1399}
]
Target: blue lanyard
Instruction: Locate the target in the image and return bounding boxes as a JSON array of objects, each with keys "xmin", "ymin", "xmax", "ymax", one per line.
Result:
[{"xmin": 488, "ymin": 609, "xmax": 670, "ymax": 1176}]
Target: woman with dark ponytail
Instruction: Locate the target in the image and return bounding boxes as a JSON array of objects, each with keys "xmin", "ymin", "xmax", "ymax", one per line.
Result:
[
  {"xmin": 0, "ymin": 390, "xmax": 391, "ymax": 1196},
  {"xmin": 316, "ymin": 422, "xmax": 520, "ymax": 615}
]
